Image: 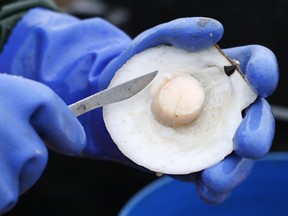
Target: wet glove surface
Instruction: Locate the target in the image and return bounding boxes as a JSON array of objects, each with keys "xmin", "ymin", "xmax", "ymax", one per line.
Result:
[
  {"xmin": 0, "ymin": 7, "xmax": 131, "ymax": 213},
  {"xmin": 0, "ymin": 74, "xmax": 86, "ymax": 213},
  {"xmin": 179, "ymin": 45, "xmax": 278, "ymax": 204}
]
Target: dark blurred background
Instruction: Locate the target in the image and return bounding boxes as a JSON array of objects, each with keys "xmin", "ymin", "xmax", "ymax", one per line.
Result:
[{"xmin": 5, "ymin": 0, "xmax": 288, "ymax": 215}]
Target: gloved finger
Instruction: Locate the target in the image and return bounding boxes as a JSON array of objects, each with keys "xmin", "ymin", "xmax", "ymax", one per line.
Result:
[
  {"xmin": 234, "ymin": 98, "xmax": 275, "ymax": 159},
  {"xmin": 29, "ymin": 88, "xmax": 87, "ymax": 155},
  {"xmin": 18, "ymin": 128, "xmax": 48, "ymax": 194},
  {"xmin": 0, "ymin": 163, "xmax": 18, "ymax": 213},
  {"xmin": 131, "ymin": 17, "xmax": 223, "ymax": 52},
  {"xmin": 224, "ymin": 45, "xmax": 279, "ymax": 97},
  {"xmin": 3, "ymin": 75, "xmax": 87, "ymax": 155},
  {"xmin": 99, "ymin": 17, "xmax": 223, "ymax": 89},
  {"xmin": 196, "ymin": 154, "xmax": 255, "ymax": 204},
  {"xmin": 0, "ymin": 123, "xmax": 48, "ymax": 213},
  {"xmin": 196, "ymin": 181, "xmax": 231, "ymax": 205}
]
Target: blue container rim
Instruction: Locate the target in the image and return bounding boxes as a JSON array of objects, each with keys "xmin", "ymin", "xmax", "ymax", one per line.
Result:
[{"xmin": 119, "ymin": 152, "xmax": 288, "ymax": 216}]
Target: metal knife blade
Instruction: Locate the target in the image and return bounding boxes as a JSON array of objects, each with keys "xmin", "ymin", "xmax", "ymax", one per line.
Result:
[{"xmin": 69, "ymin": 70, "xmax": 158, "ymax": 117}]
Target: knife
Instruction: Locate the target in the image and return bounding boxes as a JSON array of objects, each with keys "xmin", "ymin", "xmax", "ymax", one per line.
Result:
[{"xmin": 69, "ymin": 70, "xmax": 158, "ymax": 117}]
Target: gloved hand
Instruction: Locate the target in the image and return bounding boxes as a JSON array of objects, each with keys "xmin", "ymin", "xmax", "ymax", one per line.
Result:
[
  {"xmin": 89, "ymin": 17, "xmax": 277, "ymax": 205},
  {"xmin": 175, "ymin": 45, "xmax": 278, "ymax": 204},
  {"xmin": 96, "ymin": 20, "xmax": 279, "ymax": 204},
  {"xmin": 0, "ymin": 74, "xmax": 86, "ymax": 213},
  {"xmin": 0, "ymin": 7, "xmax": 131, "ymax": 214},
  {"xmin": 191, "ymin": 45, "xmax": 278, "ymax": 204}
]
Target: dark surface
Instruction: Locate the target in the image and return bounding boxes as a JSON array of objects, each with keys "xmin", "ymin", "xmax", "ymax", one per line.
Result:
[
  {"xmin": 5, "ymin": 152, "xmax": 157, "ymax": 216},
  {"xmin": 5, "ymin": 0, "xmax": 288, "ymax": 215}
]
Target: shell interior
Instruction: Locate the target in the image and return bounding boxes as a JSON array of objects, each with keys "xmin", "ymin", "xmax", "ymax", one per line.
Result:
[{"xmin": 103, "ymin": 45, "xmax": 257, "ymax": 174}]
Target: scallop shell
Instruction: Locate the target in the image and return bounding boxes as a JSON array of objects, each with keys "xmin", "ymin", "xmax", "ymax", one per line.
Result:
[{"xmin": 103, "ymin": 45, "xmax": 257, "ymax": 174}]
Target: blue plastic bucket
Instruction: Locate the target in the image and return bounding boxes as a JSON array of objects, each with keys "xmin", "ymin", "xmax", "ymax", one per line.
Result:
[{"xmin": 120, "ymin": 152, "xmax": 288, "ymax": 216}]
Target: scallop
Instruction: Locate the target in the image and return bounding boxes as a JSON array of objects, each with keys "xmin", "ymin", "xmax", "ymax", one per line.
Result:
[{"xmin": 103, "ymin": 45, "xmax": 257, "ymax": 175}]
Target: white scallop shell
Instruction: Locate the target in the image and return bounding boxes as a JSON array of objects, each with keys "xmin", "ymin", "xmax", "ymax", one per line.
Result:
[{"xmin": 103, "ymin": 45, "xmax": 257, "ymax": 174}]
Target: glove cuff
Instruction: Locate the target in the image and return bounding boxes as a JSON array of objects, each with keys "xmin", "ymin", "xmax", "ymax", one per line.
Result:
[{"xmin": 0, "ymin": 0, "xmax": 58, "ymax": 51}]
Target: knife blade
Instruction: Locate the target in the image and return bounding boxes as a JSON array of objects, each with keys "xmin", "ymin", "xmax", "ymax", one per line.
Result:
[{"xmin": 69, "ymin": 70, "xmax": 158, "ymax": 117}]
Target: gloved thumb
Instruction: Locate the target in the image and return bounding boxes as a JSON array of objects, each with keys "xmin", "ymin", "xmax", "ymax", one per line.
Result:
[
  {"xmin": 30, "ymin": 89, "xmax": 87, "ymax": 155},
  {"xmin": 0, "ymin": 74, "xmax": 87, "ymax": 155},
  {"xmin": 234, "ymin": 98, "xmax": 274, "ymax": 159}
]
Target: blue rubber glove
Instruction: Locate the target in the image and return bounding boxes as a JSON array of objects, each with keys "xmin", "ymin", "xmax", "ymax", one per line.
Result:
[
  {"xmin": 0, "ymin": 7, "xmax": 131, "ymax": 214},
  {"xmin": 0, "ymin": 8, "xmax": 132, "ymax": 162},
  {"xmin": 95, "ymin": 20, "xmax": 279, "ymax": 204},
  {"xmin": 0, "ymin": 74, "xmax": 86, "ymax": 213},
  {"xmin": 98, "ymin": 20, "xmax": 279, "ymax": 204},
  {"xmin": 192, "ymin": 45, "xmax": 278, "ymax": 204}
]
